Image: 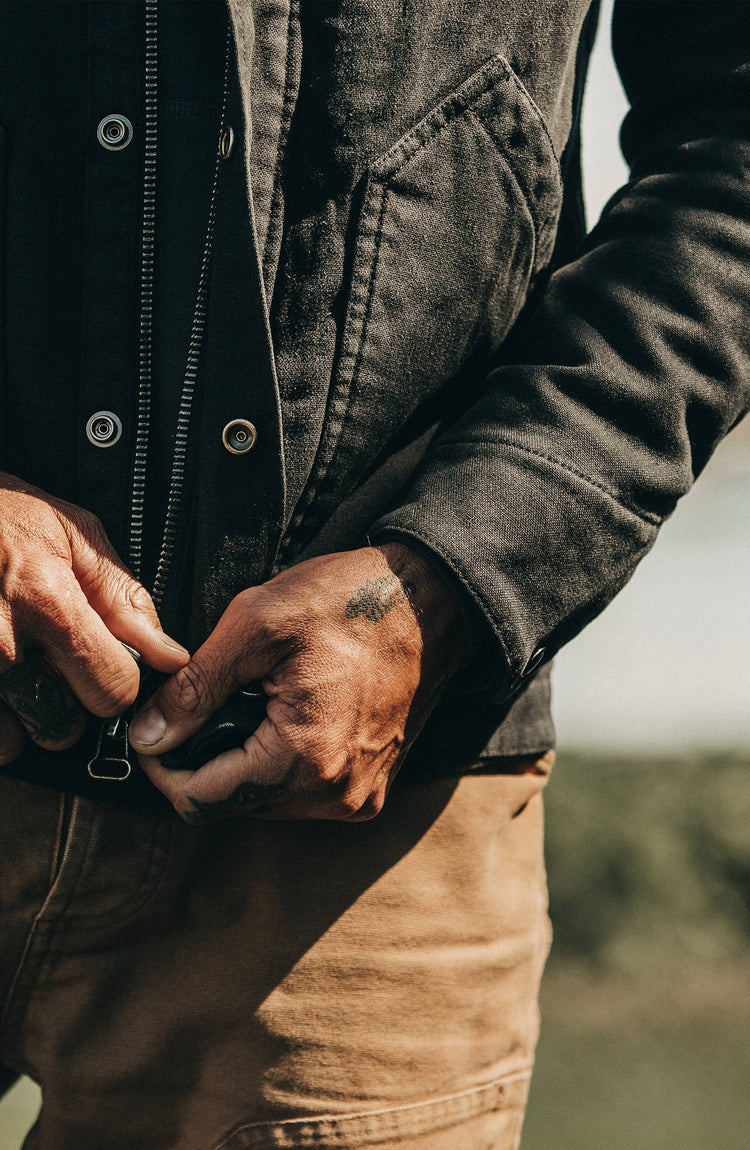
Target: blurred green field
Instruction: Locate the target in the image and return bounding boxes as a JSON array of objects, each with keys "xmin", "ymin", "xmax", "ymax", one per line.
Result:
[
  {"xmin": 2, "ymin": 751, "xmax": 749, "ymax": 1148},
  {"xmin": 526, "ymin": 1007, "xmax": 750, "ymax": 1149},
  {"xmin": 525, "ymin": 750, "xmax": 750, "ymax": 1149}
]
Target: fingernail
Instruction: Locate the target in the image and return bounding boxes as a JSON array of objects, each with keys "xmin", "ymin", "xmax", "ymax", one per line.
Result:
[
  {"xmin": 129, "ymin": 707, "xmax": 167, "ymax": 747},
  {"xmin": 159, "ymin": 635, "xmax": 189, "ymax": 657}
]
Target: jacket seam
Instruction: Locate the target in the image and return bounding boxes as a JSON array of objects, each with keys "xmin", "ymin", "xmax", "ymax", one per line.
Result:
[
  {"xmin": 282, "ymin": 58, "xmax": 564, "ymax": 554},
  {"xmin": 282, "ymin": 182, "xmax": 390, "ymax": 547},
  {"xmin": 467, "ymin": 109, "xmax": 540, "ymax": 277},
  {"xmin": 439, "ymin": 436, "xmax": 664, "ymax": 526},
  {"xmin": 502, "ymin": 62, "xmax": 560, "ymax": 170},
  {"xmin": 261, "ymin": 0, "xmax": 298, "ymax": 289},
  {"xmin": 370, "ymin": 55, "xmax": 511, "ymax": 181}
]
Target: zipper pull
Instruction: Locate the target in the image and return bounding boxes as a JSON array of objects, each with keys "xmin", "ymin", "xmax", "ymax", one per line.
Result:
[
  {"xmin": 85, "ymin": 641, "xmax": 142, "ymax": 781},
  {"xmin": 87, "ymin": 715, "xmax": 132, "ymax": 781}
]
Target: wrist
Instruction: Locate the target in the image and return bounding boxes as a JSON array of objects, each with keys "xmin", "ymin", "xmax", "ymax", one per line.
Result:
[{"xmin": 373, "ymin": 541, "xmax": 469, "ymax": 675}]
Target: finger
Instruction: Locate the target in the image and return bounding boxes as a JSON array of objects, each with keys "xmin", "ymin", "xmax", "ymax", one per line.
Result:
[
  {"xmin": 128, "ymin": 607, "xmax": 269, "ymax": 755},
  {"xmin": 65, "ymin": 513, "xmax": 189, "ymax": 673},
  {"xmin": 18, "ymin": 563, "xmax": 144, "ymax": 716},
  {"xmin": 0, "ymin": 651, "xmax": 87, "ymax": 751},
  {"xmin": 139, "ymin": 718, "xmax": 294, "ymax": 821},
  {"xmin": 0, "ymin": 698, "xmax": 26, "ymax": 765}
]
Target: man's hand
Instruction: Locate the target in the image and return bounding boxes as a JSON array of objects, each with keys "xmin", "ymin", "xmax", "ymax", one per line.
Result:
[
  {"xmin": 130, "ymin": 543, "xmax": 468, "ymax": 822},
  {"xmin": 0, "ymin": 473, "xmax": 189, "ymax": 762}
]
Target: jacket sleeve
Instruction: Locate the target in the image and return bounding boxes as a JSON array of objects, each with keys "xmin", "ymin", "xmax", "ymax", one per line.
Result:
[{"xmin": 369, "ymin": 0, "xmax": 750, "ymax": 697}]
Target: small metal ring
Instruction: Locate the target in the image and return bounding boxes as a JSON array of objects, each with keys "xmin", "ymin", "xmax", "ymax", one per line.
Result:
[
  {"xmin": 521, "ymin": 646, "xmax": 547, "ymax": 678},
  {"xmin": 97, "ymin": 114, "xmax": 134, "ymax": 152},
  {"xmin": 222, "ymin": 419, "xmax": 257, "ymax": 455},
  {"xmin": 86, "ymin": 411, "xmax": 122, "ymax": 448},
  {"xmin": 120, "ymin": 643, "xmax": 142, "ymax": 665},
  {"xmin": 219, "ymin": 125, "xmax": 234, "ymax": 160}
]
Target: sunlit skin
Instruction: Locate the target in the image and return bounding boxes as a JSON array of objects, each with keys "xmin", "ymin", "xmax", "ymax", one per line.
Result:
[
  {"xmin": 130, "ymin": 543, "xmax": 469, "ymax": 822},
  {"xmin": 0, "ymin": 473, "xmax": 467, "ymax": 823},
  {"xmin": 0, "ymin": 474, "xmax": 189, "ymax": 761}
]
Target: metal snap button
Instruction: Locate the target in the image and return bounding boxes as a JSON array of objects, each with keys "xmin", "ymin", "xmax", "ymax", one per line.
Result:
[
  {"xmin": 219, "ymin": 125, "xmax": 234, "ymax": 160},
  {"xmin": 97, "ymin": 114, "xmax": 134, "ymax": 151},
  {"xmin": 222, "ymin": 419, "xmax": 256, "ymax": 455},
  {"xmin": 86, "ymin": 411, "xmax": 122, "ymax": 447}
]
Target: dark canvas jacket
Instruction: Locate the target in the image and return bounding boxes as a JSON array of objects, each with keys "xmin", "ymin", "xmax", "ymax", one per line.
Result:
[
  {"xmin": 193, "ymin": 0, "xmax": 749, "ymax": 766},
  {"xmin": 1, "ymin": 1, "xmax": 749, "ymax": 789}
]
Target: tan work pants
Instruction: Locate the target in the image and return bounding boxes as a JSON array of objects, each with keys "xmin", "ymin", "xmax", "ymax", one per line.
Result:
[{"xmin": 0, "ymin": 755, "xmax": 552, "ymax": 1149}]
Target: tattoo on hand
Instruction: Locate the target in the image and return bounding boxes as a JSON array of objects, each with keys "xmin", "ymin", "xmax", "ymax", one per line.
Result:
[
  {"xmin": 184, "ymin": 780, "xmax": 286, "ymax": 823},
  {"xmin": 345, "ymin": 571, "xmax": 415, "ymax": 625},
  {"xmin": 0, "ymin": 653, "xmax": 81, "ymax": 744}
]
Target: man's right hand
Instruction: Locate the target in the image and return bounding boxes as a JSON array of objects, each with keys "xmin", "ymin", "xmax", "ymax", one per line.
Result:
[{"xmin": 0, "ymin": 473, "xmax": 189, "ymax": 763}]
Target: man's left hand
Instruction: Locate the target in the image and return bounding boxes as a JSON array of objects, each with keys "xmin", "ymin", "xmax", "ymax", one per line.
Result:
[{"xmin": 129, "ymin": 543, "xmax": 468, "ymax": 822}]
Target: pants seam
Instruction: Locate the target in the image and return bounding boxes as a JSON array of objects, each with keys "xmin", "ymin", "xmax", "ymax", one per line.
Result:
[
  {"xmin": 213, "ymin": 1068, "xmax": 532, "ymax": 1149},
  {"xmin": 0, "ymin": 797, "xmax": 89, "ymax": 1061}
]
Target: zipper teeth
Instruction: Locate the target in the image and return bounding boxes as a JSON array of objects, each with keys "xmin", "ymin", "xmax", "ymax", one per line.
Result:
[
  {"xmin": 129, "ymin": 0, "xmax": 158, "ymax": 580},
  {"xmin": 151, "ymin": 24, "xmax": 232, "ymax": 607},
  {"xmin": 130, "ymin": 0, "xmax": 232, "ymax": 606}
]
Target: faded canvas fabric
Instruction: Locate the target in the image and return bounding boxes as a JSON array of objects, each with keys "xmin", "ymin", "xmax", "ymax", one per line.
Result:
[
  {"xmin": 0, "ymin": 760, "xmax": 553, "ymax": 1148},
  {"xmin": 0, "ymin": 2, "xmax": 749, "ymax": 1147},
  {"xmin": 204, "ymin": 0, "xmax": 750, "ymax": 766}
]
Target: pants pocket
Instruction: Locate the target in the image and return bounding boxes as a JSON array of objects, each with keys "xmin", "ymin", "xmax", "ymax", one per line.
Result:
[{"xmin": 215, "ymin": 1070, "xmax": 532, "ymax": 1149}]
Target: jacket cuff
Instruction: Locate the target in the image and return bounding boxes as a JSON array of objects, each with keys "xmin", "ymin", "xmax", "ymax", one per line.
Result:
[
  {"xmin": 369, "ymin": 436, "xmax": 658, "ymax": 696},
  {"xmin": 367, "ymin": 528, "xmax": 508, "ymax": 692}
]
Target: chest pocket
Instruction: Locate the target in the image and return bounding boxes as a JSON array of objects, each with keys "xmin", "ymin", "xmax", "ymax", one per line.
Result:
[{"xmin": 285, "ymin": 54, "xmax": 563, "ymax": 554}]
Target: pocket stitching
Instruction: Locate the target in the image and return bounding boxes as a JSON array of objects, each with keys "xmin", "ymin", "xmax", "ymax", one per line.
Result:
[
  {"xmin": 58, "ymin": 809, "xmax": 174, "ymax": 929},
  {"xmin": 467, "ymin": 107, "xmax": 540, "ymax": 282},
  {"xmin": 280, "ymin": 54, "xmax": 561, "ymax": 557},
  {"xmin": 370, "ymin": 54, "xmax": 512, "ymax": 181},
  {"xmin": 213, "ymin": 1068, "xmax": 532, "ymax": 1148}
]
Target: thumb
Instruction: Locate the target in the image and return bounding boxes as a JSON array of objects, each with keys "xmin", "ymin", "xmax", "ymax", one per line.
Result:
[
  {"xmin": 128, "ymin": 615, "xmax": 271, "ymax": 755},
  {"xmin": 68, "ymin": 518, "xmax": 189, "ymax": 673}
]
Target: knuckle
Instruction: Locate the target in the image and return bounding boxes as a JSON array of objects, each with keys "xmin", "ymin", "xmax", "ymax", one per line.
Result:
[
  {"xmin": 307, "ymin": 751, "xmax": 343, "ymax": 789},
  {"xmin": 343, "ymin": 789, "xmax": 384, "ymax": 822},
  {"xmin": 227, "ymin": 589, "xmax": 254, "ymax": 618},
  {"xmin": 336, "ymin": 788, "xmax": 365, "ymax": 819},
  {"xmin": 20, "ymin": 564, "xmax": 67, "ymax": 607},
  {"xmin": 229, "ymin": 594, "xmax": 299, "ymax": 659},
  {"xmin": 360, "ymin": 790, "xmax": 386, "ymax": 819},
  {"xmin": 124, "ymin": 580, "xmax": 156, "ymax": 615},
  {"xmin": 70, "ymin": 505, "xmax": 107, "ymax": 546},
  {"xmin": 87, "ymin": 663, "xmax": 139, "ymax": 716},
  {"xmin": 16, "ymin": 569, "xmax": 76, "ymax": 632},
  {"xmin": 222, "ymin": 591, "xmax": 260, "ymax": 639},
  {"xmin": 87, "ymin": 562, "xmax": 132, "ymax": 606},
  {"xmin": 168, "ymin": 661, "xmax": 213, "ymax": 717}
]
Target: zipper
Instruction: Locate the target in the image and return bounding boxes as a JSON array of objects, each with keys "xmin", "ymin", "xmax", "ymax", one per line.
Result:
[
  {"xmin": 128, "ymin": 0, "xmax": 159, "ymax": 584},
  {"xmin": 150, "ymin": 27, "xmax": 232, "ymax": 607},
  {"xmin": 130, "ymin": 0, "xmax": 232, "ymax": 602},
  {"xmin": 88, "ymin": 0, "xmax": 233, "ymax": 780}
]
